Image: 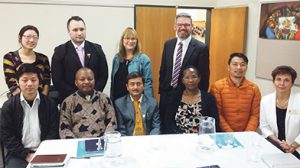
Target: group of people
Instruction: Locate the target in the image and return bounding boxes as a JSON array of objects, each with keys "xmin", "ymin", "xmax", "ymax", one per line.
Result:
[{"xmin": 0, "ymin": 12, "xmax": 300, "ymax": 168}]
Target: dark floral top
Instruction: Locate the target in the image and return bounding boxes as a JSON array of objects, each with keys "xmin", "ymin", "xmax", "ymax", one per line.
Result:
[{"xmin": 175, "ymin": 101, "xmax": 202, "ymax": 133}]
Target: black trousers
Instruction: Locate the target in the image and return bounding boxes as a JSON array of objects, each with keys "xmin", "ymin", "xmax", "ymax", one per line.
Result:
[
  {"xmin": 159, "ymin": 88, "xmax": 182, "ymax": 134},
  {"xmin": 6, "ymin": 155, "xmax": 28, "ymax": 168}
]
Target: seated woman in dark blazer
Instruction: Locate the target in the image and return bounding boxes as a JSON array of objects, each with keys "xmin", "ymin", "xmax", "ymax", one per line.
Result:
[{"xmin": 174, "ymin": 65, "xmax": 220, "ymax": 133}]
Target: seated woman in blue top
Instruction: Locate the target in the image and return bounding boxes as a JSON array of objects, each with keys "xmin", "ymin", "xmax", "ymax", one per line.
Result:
[
  {"xmin": 260, "ymin": 65, "xmax": 300, "ymax": 159},
  {"xmin": 174, "ymin": 66, "xmax": 220, "ymax": 133},
  {"xmin": 111, "ymin": 27, "xmax": 153, "ymax": 102}
]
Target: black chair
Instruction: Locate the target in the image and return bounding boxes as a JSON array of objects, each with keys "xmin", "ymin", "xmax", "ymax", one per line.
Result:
[
  {"xmin": 0, "ymin": 140, "xmax": 5, "ymax": 168},
  {"xmin": 0, "ymin": 108, "xmax": 5, "ymax": 167}
]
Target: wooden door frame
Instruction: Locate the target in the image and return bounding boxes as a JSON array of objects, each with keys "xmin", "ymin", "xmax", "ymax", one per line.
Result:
[{"xmin": 134, "ymin": 5, "xmax": 213, "ymax": 46}]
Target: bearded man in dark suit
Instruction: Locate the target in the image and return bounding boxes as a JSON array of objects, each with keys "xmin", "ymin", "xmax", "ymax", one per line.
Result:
[
  {"xmin": 159, "ymin": 12, "xmax": 210, "ymax": 134},
  {"xmin": 52, "ymin": 16, "xmax": 108, "ymax": 103}
]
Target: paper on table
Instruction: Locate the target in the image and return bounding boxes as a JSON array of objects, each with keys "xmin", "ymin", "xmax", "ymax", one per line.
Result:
[{"xmin": 262, "ymin": 153, "xmax": 300, "ymax": 168}]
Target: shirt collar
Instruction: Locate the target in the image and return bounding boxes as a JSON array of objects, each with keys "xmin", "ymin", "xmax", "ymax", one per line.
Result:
[
  {"xmin": 20, "ymin": 92, "xmax": 40, "ymax": 103},
  {"xmin": 71, "ymin": 40, "xmax": 85, "ymax": 49},
  {"xmin": 77, "ymin": 89, "xmax": 95, "ymax": 101},
  {"xmin": 177, "ymin": 35, "xmax": 192, "ymax": 46},
  {"xmin": 130, "ymin": 94, "xmax": 143, "ymax": 103}
]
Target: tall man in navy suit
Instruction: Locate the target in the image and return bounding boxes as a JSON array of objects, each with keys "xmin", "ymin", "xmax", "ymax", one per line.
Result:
[
  {"xmin": 52, "ymin": 16, "xmax": 108, "ymax": 102},
  {"xmin": 115, "ymin": 72, "xmax": 160, "ymax": 136},
  {"xmin": 159, "ymin": 12, "xmax": 210, "ymax": 134}
]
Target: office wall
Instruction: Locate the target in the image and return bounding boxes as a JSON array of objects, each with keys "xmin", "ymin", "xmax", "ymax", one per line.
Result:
[
  {"xmin": 216, "ymin": 0, "xmax": 300, "ymax": 96},
  {"xmin": 0, "ymin": 0, "xmax": 216, "ymax": 104}
]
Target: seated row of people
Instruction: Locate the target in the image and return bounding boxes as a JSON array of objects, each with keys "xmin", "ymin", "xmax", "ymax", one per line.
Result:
[{"xmin": 1, "ymin": 60, "xmax": 300, "ymax": 168}]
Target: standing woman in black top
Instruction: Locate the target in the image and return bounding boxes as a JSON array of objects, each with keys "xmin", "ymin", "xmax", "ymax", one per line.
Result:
[{"xmin": 3, "ymin": 25, "xmax": 51, "ymax": 96}]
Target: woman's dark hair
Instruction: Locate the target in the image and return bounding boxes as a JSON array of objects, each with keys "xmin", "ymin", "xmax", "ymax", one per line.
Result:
[
  {"xmin": 182, "ymin": 65, "xmax": 201, "ymax": 77},
  {"xmin": 271, "ymin": 65, "xmax": 297, "ymax": 84},
  {"xmin": 18, "ymin": 25, "xmax": 39, "ymax": 43}
]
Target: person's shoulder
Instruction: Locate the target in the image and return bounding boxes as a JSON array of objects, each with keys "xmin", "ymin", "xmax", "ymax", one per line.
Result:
[
  {"xmin": 143, "ymin": 95, "xmax": 158, "ymax": 104},
  {"xmin": 113, "ymin": 53, "xmax": 119, "ymax": 60},
  {"xmin": 53, "ymin": 41, "xmax": 71, "ymax": 54},
  {"xmin": 164, "ymin": 38, "xmax": 177, "ymax": 45},
  {"xmin": 136, "ymin": 53, "xmax": 150, "ymax": 61},
  {"xmin": 35, "ymin": 52, "xmax": 49, "ymax": 61},
  {"xmin": 261, "ymin": 92, "xmax": 275, "ymax": 102},
  {"xmin": 86, "ymin": 40, "xmax": 102, "ymax": 48},
  {"xmin": 3, "ymin": 51, "xmax": 17, "ymax": 59},
  {"xmin": 245, "ymin": 79, "xmax": 260, "ymax": 90},
  {"xmin": 191, "ymin": 38, "xmax": 207, "ymax": 48},
  {"xmin": 114, "ymin": 95, "xmax": 128, "ymax": 106},
  {"xmin": 214, "ymin": 78, "xmax": 227, "ymax": 87}
]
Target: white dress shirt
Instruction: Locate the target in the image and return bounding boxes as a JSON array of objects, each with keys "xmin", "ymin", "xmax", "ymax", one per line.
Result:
[
  {"xmin": 21, "ymin": 92, "xmax": 41, "ymax": 149},
  {"xmin": 172, "ymin": 35, "xmax": 192, "ymax": 69}
]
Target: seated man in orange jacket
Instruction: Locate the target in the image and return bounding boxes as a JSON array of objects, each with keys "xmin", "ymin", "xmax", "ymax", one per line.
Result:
[{"xmin": 210, "ymin": 53, "xmax": 261, "ymax": 132}]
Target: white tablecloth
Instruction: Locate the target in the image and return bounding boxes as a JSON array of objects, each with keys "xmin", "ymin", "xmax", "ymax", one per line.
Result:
[{"xmin": 28, "ymin": 132, "xmax": 282, "ymax": 168}]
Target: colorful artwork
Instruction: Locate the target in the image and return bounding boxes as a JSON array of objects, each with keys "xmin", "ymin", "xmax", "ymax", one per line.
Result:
[{"xmin": 259, "ymin": 1, "xmax": 300, "ymax": 40}]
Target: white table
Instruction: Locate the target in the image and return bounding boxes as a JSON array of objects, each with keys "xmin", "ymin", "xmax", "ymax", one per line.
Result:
[{"xmin": 28, "ymin": 132, "xmax": 282, "ymax": 168}]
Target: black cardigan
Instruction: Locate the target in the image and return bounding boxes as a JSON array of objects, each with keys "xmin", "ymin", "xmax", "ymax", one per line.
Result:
[{"xmin": 0, "ymin": 93, "xmax": 59, "ymax": 159}]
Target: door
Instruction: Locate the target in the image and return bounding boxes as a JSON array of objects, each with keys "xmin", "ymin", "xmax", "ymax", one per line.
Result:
[
  {"xmin": 209, "ymin": 7, "xmax": 248, "ymax": 86},
  {"xmin": 135, "ymin": 5, "xmax": 176, "ymax": 100}
]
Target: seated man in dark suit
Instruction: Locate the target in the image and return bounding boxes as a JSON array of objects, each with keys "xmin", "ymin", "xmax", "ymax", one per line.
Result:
[
  {"xmin": 0, "ymin": 64, "xmax": 59, "ymax": 168},
  {"xmin": 115, "ymin": 72, "xmax": 160, "ymax": 136}
]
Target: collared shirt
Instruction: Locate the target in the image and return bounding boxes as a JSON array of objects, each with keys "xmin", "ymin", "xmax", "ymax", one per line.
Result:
[
  {"xmin": 71, "ymin": 40, "xmax": 85, "ymax": 51},
  {"xmin": 172, "ymin": 35, "xmax": 192, "ymax": 67},
  {"xmin": 71, "ymin": 41, "xmax": 86, "ymax": 63},
  {"xmin": 130, "ymin": 94, "xmax": 143, "ymax": 106},
  {"xmin": 20, "ymin": 92, "xmax": 41, "ymax": 149}
]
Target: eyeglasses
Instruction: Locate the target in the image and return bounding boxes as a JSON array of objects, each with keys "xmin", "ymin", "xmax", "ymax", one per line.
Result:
[
  {"xmin": 176, "ymin": 23, "xmax": 192, "ymax": 27},
  {"xmin": 23, "ymin": 35, "xmax": 39, "ymax": 41},
  {"xmin": 123, "ymin": 37, "xmax": 137, "ymax": 41}
]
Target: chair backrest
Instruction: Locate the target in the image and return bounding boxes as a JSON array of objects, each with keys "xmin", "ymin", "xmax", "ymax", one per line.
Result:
[{"xmin": 0, "ymin": 108, "xmax": 6, "ymax": 167}]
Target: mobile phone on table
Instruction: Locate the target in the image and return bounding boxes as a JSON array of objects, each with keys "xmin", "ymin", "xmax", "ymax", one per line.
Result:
[{"xmin": 197, "ymin": 165, "xmax": 220, "ymax": 168}]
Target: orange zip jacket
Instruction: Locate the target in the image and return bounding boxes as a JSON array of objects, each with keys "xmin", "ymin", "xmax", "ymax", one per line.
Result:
[{"xmin": 210, "ymin": 76, "xmax": 261, "ymax": 132}]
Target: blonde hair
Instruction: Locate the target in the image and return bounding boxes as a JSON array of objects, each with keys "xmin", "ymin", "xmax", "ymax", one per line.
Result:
[{"xmin": 118, "ymin": 27, "xmax": 141, "ymax": 62}]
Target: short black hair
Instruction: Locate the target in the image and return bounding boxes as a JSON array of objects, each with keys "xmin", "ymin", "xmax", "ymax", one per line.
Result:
[
  {"xmin": 67, "ymin": 16, "xmax": 85, "ymax": 29},
  {"xmin": 182, "ymin": 65, "xmax": 200, "ymax": 77},
  {"xmin": 16, "ymin": 63, "xmax": 41, "ymax": 81},
  {"xmin": 126, "ymin": 72, "xmax": 145, "ymax": 84},
  {"xmin": 18, "ymin": 25, "xmax": 39, "ymax": 43},
  {"xmin": 228, "ymin": 52, "xmax": 248, "ymax": 65},
  {"xmin": 272, "ymin": 65, "xmax": 297, "ymax": 84}
]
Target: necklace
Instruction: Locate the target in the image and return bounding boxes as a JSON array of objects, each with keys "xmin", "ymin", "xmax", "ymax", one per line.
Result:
[
  {"xmin": 182, "ymin": 90, "xmax": 201, "ymax": 105},
  {"xmin": 276, "ymin": 98, "xmax": 288, "ymax": 109}
]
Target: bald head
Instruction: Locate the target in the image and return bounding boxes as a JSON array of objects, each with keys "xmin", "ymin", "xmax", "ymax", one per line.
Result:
[
  {"xmin": 75, "ymin": 68, "xmax": 95, "ymax": 94},
  {"xmin": 75, "ymin": 67, "xmax": 94, "ymax": 79}
]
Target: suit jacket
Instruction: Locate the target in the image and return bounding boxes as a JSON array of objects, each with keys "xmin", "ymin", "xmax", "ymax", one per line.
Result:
[
  {"xmin": 52, "ymin": 40, "xmax": 108, "ymax": 101},
  {"xmin": 159, "ymin": 37, "xmax": 210, "ymax": 93},
  {"xmin": 114, "ymin": 94, "xmax": 160, "ymax": 136},
  {"xmin": 260, "ymin": 92, "xmax": 300, "ymax": 153}
]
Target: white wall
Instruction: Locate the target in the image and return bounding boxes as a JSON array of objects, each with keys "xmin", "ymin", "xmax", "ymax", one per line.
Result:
[
  {"xmin": 216, "ymin": 0, "xmax": 300, "ymax": 96},
  {"xmin": 0, "ymin": 0, "xmax": 216, "ymax": 104}
]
